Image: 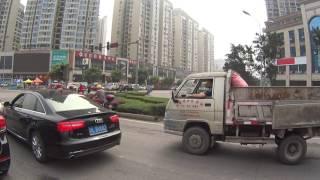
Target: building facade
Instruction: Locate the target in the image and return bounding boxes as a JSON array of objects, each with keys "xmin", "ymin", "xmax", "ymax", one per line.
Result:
[
  {"xmin": 21, "ymin": 0, "xmax": 99, "ymax": 51},
  {"xmin": 96, "ymin": 16, "xmax": 108, "ymax": 55},
  {"xmin": 0, "ymin": 0, "xmax": 24, "ymax": 52},
  {"xmin": 197, "ymin": 29, "xmax": 214, "ymax": 72},
  {"xmin": 173, "ymin": 9, "xmax": 199, "ymax": 73},
  {"xmin": 266, "ymin": 0, "xmax": 320, "ymax": 86},
  {"xmin": 158, "ymin": 0, "xmax": 174, "ymax": 68},
  {"xmin": 265, "ymin": 0, "xmax": 302, "ymax": 20},
  {"xmin": 110, "ymin": 0, "xmax": 160, "ymax": 70}
]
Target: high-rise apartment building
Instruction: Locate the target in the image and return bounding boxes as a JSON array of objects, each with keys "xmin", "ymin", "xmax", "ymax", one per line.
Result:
[
  {"xmin": 158, "ymin": 0, "xmax": 173, "ymax": 68},
  {"xmin": 60, "ymin": 0, "xmax": 100, "ymax": 50},
  {"xmin": 21, "ymin": 0, "xmax": 57, "ymax": 49},
  {"xmin": 173, "ymin": 9, "xmax": 199, "ymax": 72},
  {"xmin": 0, "ymin": 0, "xmax": 25, "ymax": 52},
  {"xmin": 111, "ymin": 0, "xmax": 160, "ymax": 68},
  {"xmin": 111, "ymin": 0, "xmax": 214, "ymax": 75},
  {"xmin": 265, "ymin": 0, "xmax": 302, "ymax": 20},
  {"xmin": 96, "ymin": 16, "xmax": 108, "ymax": 55},
  {"xmin": 198, "ymin": 29, "xmax": 214, "ymax": 72},
  {"xmin": 21, "ymin": 0, "xmax": 99, "ymax": 50}
]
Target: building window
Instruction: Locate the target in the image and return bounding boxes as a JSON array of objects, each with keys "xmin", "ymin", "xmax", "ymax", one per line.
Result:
[
  {"xmin": 278, "ymin": 47, "xmax": 285, "ymax": 58},
  {"xmin": 290, "ymin": 81, "xmax": 306, "ymax": 86},
  {"xmin": 0, "ymin": 56, "xmax": 12, "ymax": 69},
  {"xmin": 309, "ymin": 16, "xmax": 320, "ymax": 73},
  {"xmin": 300, "ymin": 45, "xmax": 306, "ymax": 56},
  {"xmin": 289, "ymin": 30, "xmax": 295, "ymax": 44},
  {"xmin": 278, "ymin": 66, "xmax": 286, "ymax": 74},
  {"xmin": 298, "ymin": 28, "xmax": 305, "ymax": 42},
  {"xmin": 312, "ymin": 81, "xmax": 320, "ymax": 86},
  {"xmin": 290, "ymin": 46, "xmax": 296, "ymax": 57},
  {"xmin": 289, "ymin": 64, "xmax": 306, "ymax": 74}
]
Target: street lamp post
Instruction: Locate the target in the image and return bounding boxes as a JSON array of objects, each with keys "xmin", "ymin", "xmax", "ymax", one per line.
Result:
[
  {"xmin": 242, "ymin": 10, "xmax": 265, "ymax": 86},
  {"xmin": 128, "ymin": 40, "xmax": 139, "ymax": 84}
]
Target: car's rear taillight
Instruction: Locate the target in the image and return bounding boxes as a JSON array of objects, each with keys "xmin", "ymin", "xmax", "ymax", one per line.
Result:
[
  {"xmin": 0, "ymin": 115, "xmax": 6, "ymax": 130},
  {"xmin": 110, "ymin": 115, "xmax": 119, "ymax": 123},
  {"xmin": 57, "ymin": 120, "xmax": 85, "ymax": 133}
]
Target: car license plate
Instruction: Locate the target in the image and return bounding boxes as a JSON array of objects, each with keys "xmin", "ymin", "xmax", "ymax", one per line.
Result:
[{"xmin": 88, "ymin": 124, "xmax": 108, "ymax": 136}]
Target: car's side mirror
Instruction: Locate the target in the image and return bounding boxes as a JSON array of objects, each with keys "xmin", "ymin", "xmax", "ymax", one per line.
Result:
[
  {"xmin": 3, "ymin": 102, "xmax": 10, "ymax": 107},
  {"xmin": 171, "ymin": 91, "xmax": 179, "ymax": 103}
]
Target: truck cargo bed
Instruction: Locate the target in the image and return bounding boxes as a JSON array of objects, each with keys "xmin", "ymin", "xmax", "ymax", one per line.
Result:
[{"xmin": 233, "ymin": 87, "xmax": 320, "ymax": 101}]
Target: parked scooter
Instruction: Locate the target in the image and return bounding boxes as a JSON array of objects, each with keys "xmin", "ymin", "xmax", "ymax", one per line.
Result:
[{"xmin": 87, "ymin": 91, "xmax": 119, "ymax": 110}]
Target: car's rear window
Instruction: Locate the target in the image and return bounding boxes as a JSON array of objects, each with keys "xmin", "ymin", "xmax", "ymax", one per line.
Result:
[{"xmin": 39, "ymin": 90, "xmax": 105, "ymax": 113}]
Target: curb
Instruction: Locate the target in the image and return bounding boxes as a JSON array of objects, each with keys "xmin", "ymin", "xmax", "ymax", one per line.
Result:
[{"xmin": 116, "ymin": 112, "xmax": 163, "ymax": 122}]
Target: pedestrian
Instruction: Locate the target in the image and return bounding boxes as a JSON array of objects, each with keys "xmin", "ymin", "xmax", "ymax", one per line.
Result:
[
  {"xmin": 146, "ymin": 84, "xmax": 153, "ymax": 95},
  {"xmin": 78, "ymin": 84, "xmax": 85, "ymax": 95}
]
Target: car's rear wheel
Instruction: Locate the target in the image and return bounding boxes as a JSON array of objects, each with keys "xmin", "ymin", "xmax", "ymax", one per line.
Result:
[
  {"xmin": 182, "ymin": 127, "xmax": 211, "ymax": 155},
  {"xmin": 31, "ymin": 132, "xmax": 48, "ymax": 163}
]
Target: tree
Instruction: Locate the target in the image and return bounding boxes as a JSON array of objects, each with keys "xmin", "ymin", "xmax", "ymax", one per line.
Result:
[
  {"xmin": 161, "ymin": 78, "xmax": 175, "ymax": 88},
  {"xmin": 83, "ymin": 67, "xmax": 102, "ymax": 83},
  {"xmin": 49, "ymin": 64, "xmax": 68, "ymax": 81},
  {"xmin": 111, "ymin": 69, "xmax": 121, "ymax": 82},
  {"xmin": 138, "ymin": 68, "xmax": 148, "ymax": 85},
  {"xmin": 253, "ymin": 32, "xmax": 281, "ymax": 85},
  {"xmin": 224, "ymin": 44, "xmax": 258, "ymax": 85},
  {"xmin": 149, "ymin": 76, "xmax": 160, "ymax": 88}
]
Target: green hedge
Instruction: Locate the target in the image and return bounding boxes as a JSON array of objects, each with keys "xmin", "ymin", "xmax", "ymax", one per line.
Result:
[
  {"xmin": 117, "ymin": 98, "xmax": 167, "ymax": 116},
  {"xmin": 116, "ymin": 93, "xmax": 168, "ymax": 104},
  {"xmin": 116, "ymin": 95, "xmax": 168, "ymax": 116}
]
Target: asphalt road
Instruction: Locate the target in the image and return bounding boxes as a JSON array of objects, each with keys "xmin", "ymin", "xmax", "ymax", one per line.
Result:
[
  {"xmin": 2, "ymin": 89, "xmax": 320, "ymax": 180},
  {"xmin": 3, "ymin": 118, "xmax": 320, "ymax": 180},
  {"xmin": 150, "ymin": 90, "xmax": 171, "ymax": 98}
]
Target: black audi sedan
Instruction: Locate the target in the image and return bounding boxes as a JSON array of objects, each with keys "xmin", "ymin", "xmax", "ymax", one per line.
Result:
[
  {"xmin": 0, "ymin": 115, "xmax": 10, "ymax": 175},
  {"xmin": 2, "ymin": 90, "xmax": 121, "ymax": 163}
]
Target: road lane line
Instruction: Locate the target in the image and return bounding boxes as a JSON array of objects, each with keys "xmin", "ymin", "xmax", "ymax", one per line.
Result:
[{"xmin": 120, "ymin": 118, "xmax": 163, "ymax": 127}]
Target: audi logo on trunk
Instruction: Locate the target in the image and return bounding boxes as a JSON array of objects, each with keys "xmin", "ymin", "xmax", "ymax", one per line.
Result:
[{"xmin": 95, "ymin": 118, "xmax": 104, "ymax": 124}]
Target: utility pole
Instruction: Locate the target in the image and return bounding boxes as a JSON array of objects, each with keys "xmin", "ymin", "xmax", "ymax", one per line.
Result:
[
  {"xmin": 242, "ymin": 10, "xmax": 265, "ymax": 86},
  {"xmin": 128, "ymin": 40, "xmax": 139, "ymax": 84}
]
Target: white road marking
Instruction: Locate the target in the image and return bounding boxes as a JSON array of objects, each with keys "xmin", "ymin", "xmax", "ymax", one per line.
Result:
[{"xmin": 120, "ymin": 118, "xmax": 163, "ymax": 127}]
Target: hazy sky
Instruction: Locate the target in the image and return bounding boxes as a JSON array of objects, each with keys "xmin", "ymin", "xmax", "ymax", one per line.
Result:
[{"xmin": 20, "ymin": 0, "xmax": 267, "ymax": 60}]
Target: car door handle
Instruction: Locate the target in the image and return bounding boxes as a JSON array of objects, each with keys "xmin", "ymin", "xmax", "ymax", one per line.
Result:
[{"xmin": 205, "ymin": 103, "xmax": 211, "ymax": 107}]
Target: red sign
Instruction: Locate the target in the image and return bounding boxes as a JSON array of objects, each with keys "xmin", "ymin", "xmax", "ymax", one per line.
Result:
[
  {"xmin": 75, "ymin": 51, "xmax": 137, "ymax": 65},
  {"xmin": 276, "ymin": 57, "xmax": 295, "ymax": 65}
]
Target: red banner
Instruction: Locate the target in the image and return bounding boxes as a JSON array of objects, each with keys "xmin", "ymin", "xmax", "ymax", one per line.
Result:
[
  {"xmin": 276, "ymin": 57, "xmax": 295, "ymax": 65},
  {"xmin": 75, "ymin": 51, "xmax": 137, "ymax": 65}
]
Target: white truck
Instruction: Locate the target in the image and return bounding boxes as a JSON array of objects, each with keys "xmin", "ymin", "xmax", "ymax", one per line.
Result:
[{"xmin": 164, "ymin": 70, "xmax": 320, "ymax": 164}]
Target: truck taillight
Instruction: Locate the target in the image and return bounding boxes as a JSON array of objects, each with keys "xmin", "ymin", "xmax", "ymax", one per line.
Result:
[
  {"xmin": 57, "ymin": 120, "xmax": 85, "ymax": 133},
  {"xmin": 0, "ymin": 116, "xmax": 6, "ymax": 129},
  {"xmin": 110, "ymin": 115, "xmax": 119, "ymax": 124}
]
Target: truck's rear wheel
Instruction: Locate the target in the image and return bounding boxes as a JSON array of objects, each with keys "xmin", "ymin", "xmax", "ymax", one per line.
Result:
[
  {"xmin": 182, "ymin": 127, "xmax": 211, "ymax": 155},
  {"xmin": 278, "ymin": 135, "xmax": 307, "ymax": 165}
]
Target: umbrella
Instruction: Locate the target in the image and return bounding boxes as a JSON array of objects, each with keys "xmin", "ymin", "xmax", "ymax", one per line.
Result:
[
  {"xmin": 33, "ymin": 77, "xmax": 43, "ymax": 84},
  {"xmin": 24, "ymin": 79, "xmax": 33, "ymax": 83}
]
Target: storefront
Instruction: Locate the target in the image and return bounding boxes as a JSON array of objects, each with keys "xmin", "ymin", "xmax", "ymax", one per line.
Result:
[{"xmin": 0, "ymin": 52, "xmax": 14, "ymax": 83}]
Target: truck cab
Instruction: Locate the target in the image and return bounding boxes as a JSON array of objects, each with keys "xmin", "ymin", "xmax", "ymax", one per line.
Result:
[{"xmin": 165, "ymin": 71, "xmax": 229, "ymax": 153}]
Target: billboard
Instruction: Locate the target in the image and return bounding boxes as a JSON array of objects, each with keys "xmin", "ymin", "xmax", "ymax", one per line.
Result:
[
  {"xmin": 14, "ymin": 53, "xmax": 50, "ymax": 73},
  {"xmin": 51, "ymin": 50, "xmax": 69, "ymax": 66}
]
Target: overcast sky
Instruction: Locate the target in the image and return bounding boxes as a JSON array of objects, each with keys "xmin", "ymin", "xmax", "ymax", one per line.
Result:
[{"xmin": 20, "ymin": 0, "xmax": 267, "ymax": 60}]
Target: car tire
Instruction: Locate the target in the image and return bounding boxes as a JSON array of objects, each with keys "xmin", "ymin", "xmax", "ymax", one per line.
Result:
[
  {"xmin": 182, "ymin": 127, "xmax": 211, "ymax": 155},
  {"xmin": 31, "ymin": 132, "xmax": 49, "ymax": 163},
  {"xmin": 277, "ymin": 134, "xmax": 307, "ymax": 165}
]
